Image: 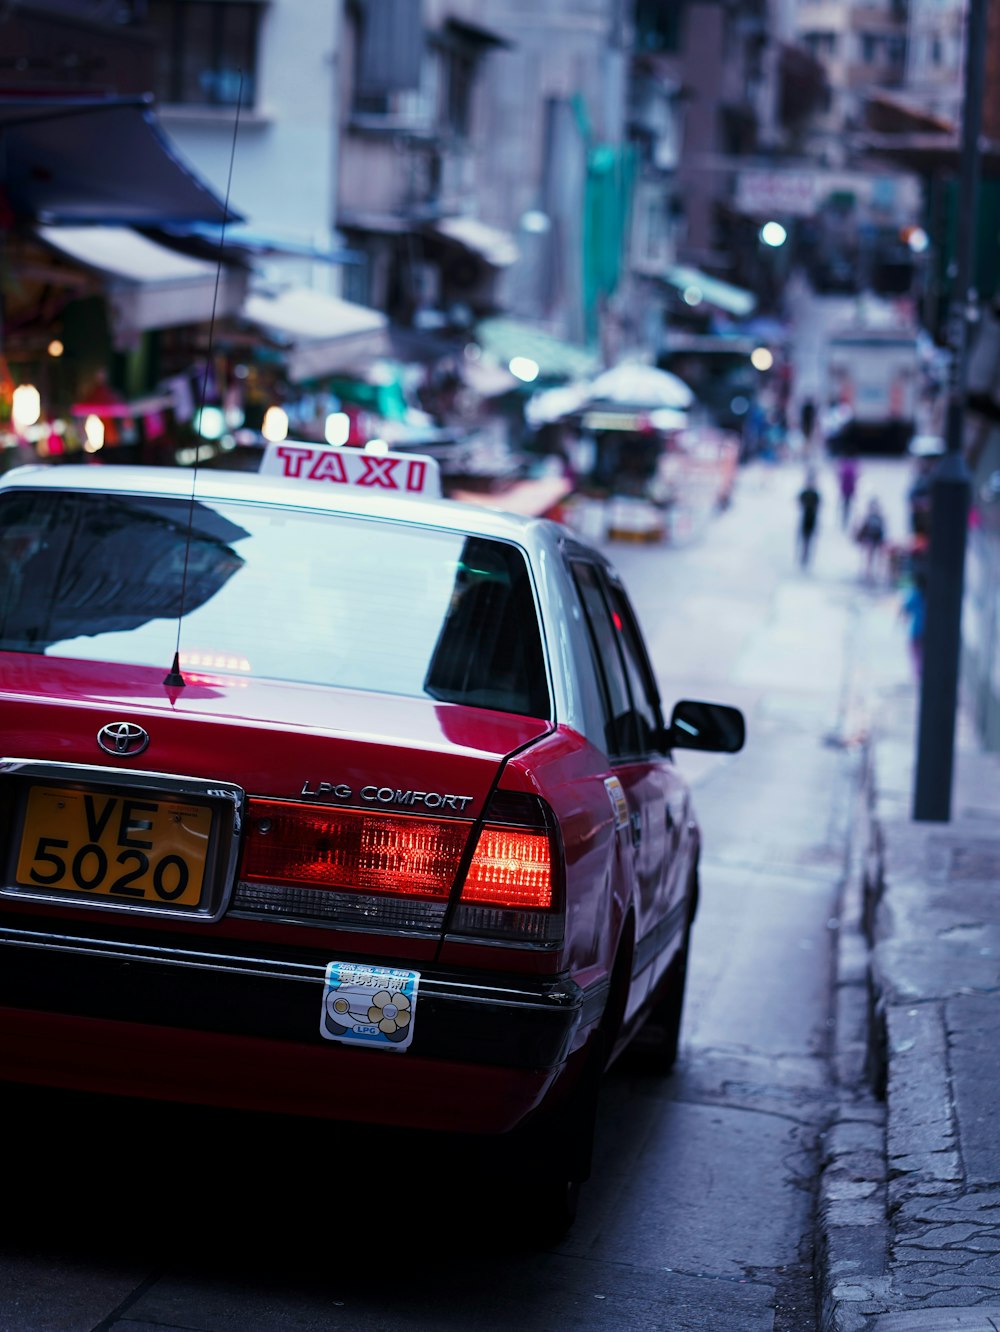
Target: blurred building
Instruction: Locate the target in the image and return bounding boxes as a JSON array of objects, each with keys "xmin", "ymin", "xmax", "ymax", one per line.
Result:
[
  {"xmin": 337, "ymin": 0, "xmax": 637, "ymax": 362},
  {"xmin": 794, "ymin": 0, "xmax": 906, "ymax": 165},
  {"xmin": 0, "ymin": 0, "xmax": 875, "ymax": 428},
  {"xmin": 0, "ymin": 0, "xmax": 253, "ymax": 463},
  {"xmin": 336, "ymin": 0, "xmax": 520, "ymax": 334},
  {"xmin": 904, "ymin": 0, "xmax": 965, "ymax": 127},
  {"xmin": 139, "ymin": 0, "xmax": 344, "ymax": 292}
]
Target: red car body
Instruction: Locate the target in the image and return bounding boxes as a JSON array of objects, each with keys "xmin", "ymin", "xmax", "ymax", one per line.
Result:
[{"xmin": 0, "ymin": 459, "xmax": 743, "ymax": 1226}]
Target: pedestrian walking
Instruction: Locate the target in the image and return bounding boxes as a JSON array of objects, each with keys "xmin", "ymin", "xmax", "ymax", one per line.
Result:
[
  {"xmin": 854, "ymin": 497, "xmax": 887, "ymax": 583},
  {"xmin": 797, "ymin": 469, "xmax": 822, "ymax": 568},
  {"xmin": 836, "ymin": 455, "xmax": 859, "ymax": 529},
  {"xmin": 900, "ymin": 570, "xmax": 926, "ymax": 678},
  {"xmin": 908, "ymin": 459, "xmax": 933, "ymax": 538},
  {"xmin": 799, "ymin": 397, "xmax": 817, "ymax": 455}
]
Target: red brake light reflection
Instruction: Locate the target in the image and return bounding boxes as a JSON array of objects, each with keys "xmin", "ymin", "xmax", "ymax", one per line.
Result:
[
  {"xmin": 242, "ymin": 800, "xmax": 469, "ymax": 900},
  {"xmin": 242, "ymin": 800, "xmax": 556, "ymax": 914}
]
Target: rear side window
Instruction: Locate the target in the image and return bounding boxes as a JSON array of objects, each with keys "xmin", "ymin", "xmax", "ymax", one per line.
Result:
[
  {"xmin": 0, "ymin": 490, "xmax": 550, "ymax": 719},
  {"xmin": 570, "ymin": 560, "xmax": 642, "ymax": 758},
  {"xmin": 604, "ymin": 583, "xmax": 663, "ymax": 750}
]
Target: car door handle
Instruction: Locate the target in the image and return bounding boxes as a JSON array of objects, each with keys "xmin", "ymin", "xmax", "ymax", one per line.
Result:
[{"xmin": 630, "ymin": 811, "xmax": 642, "ymax": 846}]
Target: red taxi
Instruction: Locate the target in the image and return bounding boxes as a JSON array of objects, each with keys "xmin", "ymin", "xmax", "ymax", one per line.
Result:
[{"xmin": 0, "ymin": 446, "xmax": 743, "ymax": 1235}]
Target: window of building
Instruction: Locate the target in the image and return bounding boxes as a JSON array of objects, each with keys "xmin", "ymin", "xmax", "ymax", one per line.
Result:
[
  {"xmin": 803, "ymin": 30, "xmax": 837, "ymax": 57},
  {"xmin": 435, "ymin": 38, "xmax": 476, "ymax": 137},
  {"xmin": 352, "ymin": 0, "xmax": 426, "ymax": 117},
  {"xmin": 147, "ymin": 1, "xmax": 261, "ymax": 107},
  {"xmin": 632, "ymin": 183, "xmax": 674, "ymax": 272},
  {"xmin": 350, "ymin": 4, "xmax": 433, "ymax": 129},
  {"xmin": 350, "ymin": 6, "xmax": 496, "ymax": 142},
  {"xmin": 634, "ymin": 0, "xmax": 686, "ymax": 53},
  {"xmin": 353, "ymin": 82, "xmax": 435, "ymax": 127}
]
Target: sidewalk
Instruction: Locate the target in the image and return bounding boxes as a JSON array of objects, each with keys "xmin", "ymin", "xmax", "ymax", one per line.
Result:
[{"xmin": 819, "ymin": 605, "xmax": 1000, "ymax": 1328}]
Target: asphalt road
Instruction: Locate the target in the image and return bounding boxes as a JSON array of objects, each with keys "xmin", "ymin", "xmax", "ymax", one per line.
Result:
[{"xmin": 0, "ymin": 445, "xmax": 918, "ymax": 1332}]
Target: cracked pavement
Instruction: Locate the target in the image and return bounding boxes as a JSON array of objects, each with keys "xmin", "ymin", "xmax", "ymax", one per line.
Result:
[{"xmin": 818, "ymin": 585, "xmax": 1000, "ymax": 1331}]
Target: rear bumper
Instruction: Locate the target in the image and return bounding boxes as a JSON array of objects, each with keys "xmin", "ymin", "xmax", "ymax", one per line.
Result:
[{"xmin": 0, "ymin": 922, "xmax": 605, "ymax": 1132}]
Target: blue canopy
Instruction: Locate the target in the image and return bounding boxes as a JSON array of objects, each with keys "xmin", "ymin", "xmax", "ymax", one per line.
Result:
[{"xmin": 0, "ymin": 95, "xmax": 241, "ymax": 226}]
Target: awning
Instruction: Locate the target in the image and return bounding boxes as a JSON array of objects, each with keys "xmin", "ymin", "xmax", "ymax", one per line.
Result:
[
  {"xmin": 475, "ymin": 317, "xmax": 600, "ymax": 380},
  {"xmin": 444, "ymin": 16, "xmax": 514, "ymax": 49},
  {"xmin": 0, "ymin": 96, "xmax": 240, "ymax": 225},
  {"xmin": 158, "ymin": 223, "xmax": 362, "ymax": 266},
  {"xmin": 37, "ymin": 225, "xmax": 248, "ymax": 336},
  {"xmin": 40, "ymin": 225, "xmax": 222, "ymax": 285},
  {"xmin": 431, "ymin": 217, "xmax": 520, "ymax": 268},
  {"xmin": 661, "ymin": 265, "xmax": 756, "ymax": 318},
  {"xmin": 858, "ymin": 132, "xmax": 1000, "ymax": 177},
  {"xmin": 242, "ymin": 286, "xmax": 390, "ymax": 381},
  {"xmin": 70, "ymin": 392, "xmax": 175, "ymax": 419},
  {"xmin": 864, "ymin": 89, "xmax": 956, "ymax": 135}
]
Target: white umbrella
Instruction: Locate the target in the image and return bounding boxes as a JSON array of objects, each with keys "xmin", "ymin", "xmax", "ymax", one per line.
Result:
[
  {"xmin": 648, "ymin": 407, "xmax": 689, "ymax": 432},
  {"xmin": 586, "ymin": 362, "xmax": 694, "ymax": 410},
  {"xmin": 525, "ymin": 382, "xmax": 592, "ymax": 427}
]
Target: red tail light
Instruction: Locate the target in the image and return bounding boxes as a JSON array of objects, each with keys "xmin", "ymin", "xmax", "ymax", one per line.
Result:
[
  {"xmin": 462, "ymin": 825, "xmax": 553, "ymax": 909},
  {"xmin": 241, "ymin": 799, "xmax": 469, "ymax": 899},
  {"xmin": 235, "ymin": 792, "xmax": 563, "ymax": 946},
  {"xmin": 451, "ymin": 792, "xmax": 563, "ymax": 947}
]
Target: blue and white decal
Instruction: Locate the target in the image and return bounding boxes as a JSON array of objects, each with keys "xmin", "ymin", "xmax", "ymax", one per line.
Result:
[{"xmin": 320, "ymin": 960, "xmax": 420, "ymax": 1052}]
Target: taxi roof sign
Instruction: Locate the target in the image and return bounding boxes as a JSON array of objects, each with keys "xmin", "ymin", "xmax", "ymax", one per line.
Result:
[{"xmin": 259, "ymin": 441, "xmax": 442, "ymax": 499}]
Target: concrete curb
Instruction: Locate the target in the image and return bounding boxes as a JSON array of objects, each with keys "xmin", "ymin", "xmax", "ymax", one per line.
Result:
[
  {"xmin": 817, "ymin": 737, "xmax": 892, "ymax": 1332},
  {"xmin": 817, "ymin": 710, "xmax": 1000, "ymax": 1330}
]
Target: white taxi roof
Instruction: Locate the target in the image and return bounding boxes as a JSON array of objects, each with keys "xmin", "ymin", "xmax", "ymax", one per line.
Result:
[
  {"xmin": 0, "ymin": 460, "xmax": 567, "ymax": 554},
  {"xmin": 0, "ymin": 458, "xmax": 618, "ymax": 741}
]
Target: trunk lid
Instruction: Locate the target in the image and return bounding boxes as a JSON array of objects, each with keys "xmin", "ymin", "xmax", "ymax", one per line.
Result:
[{"xmin": 0, "ymin": 654, "xmax": 551, "ymax": 958}]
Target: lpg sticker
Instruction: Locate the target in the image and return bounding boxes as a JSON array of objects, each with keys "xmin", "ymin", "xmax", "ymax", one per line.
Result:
[
  {"xmin": 604, "ymin": 776, "xmax": 630, "ymax": 832},
  {"xmin": 320, "ymin": 961, "xmax": 419, "ymax": 1052}
]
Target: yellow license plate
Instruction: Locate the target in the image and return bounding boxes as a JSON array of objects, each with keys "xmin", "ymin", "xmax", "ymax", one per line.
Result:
[{"xmin": 15, "ymin": 784, "xmax": 212, "ymax": 909}]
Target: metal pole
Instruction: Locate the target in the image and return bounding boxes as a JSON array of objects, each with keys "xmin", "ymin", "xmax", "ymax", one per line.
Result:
[{"xmin": 912, "ymin": 0, "xmax": 986, "ymax": 821}]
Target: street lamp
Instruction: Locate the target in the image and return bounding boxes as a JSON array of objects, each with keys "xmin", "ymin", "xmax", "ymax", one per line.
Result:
[
  {"xmin": 11, "ymin": 383, "xmax": 41, "ymax": 433},
  {"xmin": 83, "ymin": 415, "xmax": 105, "ymax": 452},
  {"xmin": 760, "ymin": 221, "xmax": 787, "ymax": 248},
  {"xmin": 324, "ymin": 411, "xmax": 351, "ymax": 446},
  {"xmin": 912, "ymin": 0, "xmax": 986, "ymax": 821},
  {"xmin": 261, "ymin": 405, "xmax": 289, "ymax": 443},
  {"xmin": 509, "ymin": 356, "xmax": 540, "ymax": 383},
  {"xmin": 905, "ymin": 227, "xmax": 930, "ymax": 255},
  {"xmin": 519, "ymin": 210, "xmax": 551, "ymax": 235}
]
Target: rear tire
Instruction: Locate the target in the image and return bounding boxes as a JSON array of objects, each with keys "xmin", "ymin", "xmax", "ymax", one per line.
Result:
[
  {"xmin": 521, "ymin": 1170, "xmax": 581, "ymax": 1246},
  {"xmin": 503, "ymin": 1034, "xmax": 605, "ymax": 1246},
  {"xmin": 500, "ymin": 1115, "xmax": 585, "ymax": 1247},
  {"xmin": 635, "ymin": 928, "xmax": 690, "ymax": 1075}
]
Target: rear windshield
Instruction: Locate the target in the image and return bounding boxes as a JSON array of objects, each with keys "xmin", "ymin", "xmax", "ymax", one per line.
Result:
[{"xmin": 0, "ymin": 490, "xmax": 551, "ymax": 719}]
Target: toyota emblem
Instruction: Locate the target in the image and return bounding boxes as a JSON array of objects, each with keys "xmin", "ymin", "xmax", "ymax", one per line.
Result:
[{"xmin": 97, "ymin": 721, "xmax": 150, "ymax": 757}]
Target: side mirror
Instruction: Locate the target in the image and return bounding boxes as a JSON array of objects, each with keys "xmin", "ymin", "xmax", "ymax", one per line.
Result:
[{"xmin": 665, "ymin": 699, "xmax": 745, "ymax": 754}]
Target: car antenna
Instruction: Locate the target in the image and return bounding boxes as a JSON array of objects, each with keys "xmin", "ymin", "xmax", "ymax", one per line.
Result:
[{"xmin": 164, "ymin": 73, "xmax": 244, "ymax": 688}]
